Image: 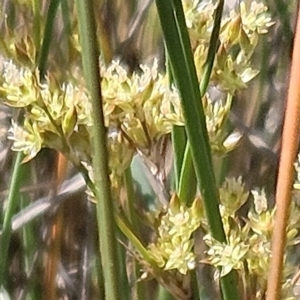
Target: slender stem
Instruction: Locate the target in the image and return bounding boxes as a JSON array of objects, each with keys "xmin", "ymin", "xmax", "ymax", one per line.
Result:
[
  {"xmin": 123, "ymin": 167, "xmax": 145, "ymax": 300},
  {"xmin": 60, "ymin": 0, "xmax": 72, "ymax": 63},
  {"xmin": 155, "ymin": 0, "xmax": 239, "ymax": 299},
  {"xmin": 43, "ymin": 153, "xmax": 67, "ymax": 300},
  {"xmin": 191, "ymin": 269, "xmax": 201, "ymax": 299},
  {"xmin": 0, "ymin": 152, "xmax": 25, "ymax": 285},
  {"xmin": 38, "ymin": 0, "xmax": 61, "ymax": 78},
  {"xmin": 124, "ymin": 167, "xmax": 136, "ymax": 223},
  {"xmin": 178, "ymin": 144, "xmax": 196, "ymax": 205},
  {"xmin": 172, "ymin": 125, "xmax": 187, "ymax": 191},
  {"xmin": 199, "ymin": 0, "xmax": 223, "ymax": 95},
  {"xmin": 168, "ymin": 52, "xmax": 188, "ymax": 191},
  {"xmin": 177, "ymin": 0, "xmax": 223, "ymax": 204},
  {"xmin": 266, "ymin": 7, "xmax": 300, "ymax": 300},
  {"xmin": 75, "ymin": 1, "xmax": 121, "ymax": 299}
]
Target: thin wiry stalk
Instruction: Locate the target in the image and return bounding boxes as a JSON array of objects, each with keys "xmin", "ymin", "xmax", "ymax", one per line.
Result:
[
  {"xmin": 74, "ymin": 1, "xmax": 122, "ymax": 299},
  {"xmin": 0, "ymin": 152, "xmax": 25, "ymax": 286},
  {"xmin": 38, "ymin": 0, "xmax": 61, "ymax": 77},
  {"xmin": 123, "ymin": 167, "xmax": 146, "ymax": 299}
]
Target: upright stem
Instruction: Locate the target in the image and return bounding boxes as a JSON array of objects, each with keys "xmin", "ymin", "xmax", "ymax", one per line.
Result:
[
  {"xmin": 75, "ymin": 1, "xmax": 121, "ymax": 299},
  {"xmin": 155, "ymin": 0, "xmax": 239, "ymax": 299},
  {"xmin": 38, "ymin": 0, "xmax": 61, "ymax": 77},
  {"xmin": 0, "ymin": 153, "xmax": 25, "ymax": 285}
]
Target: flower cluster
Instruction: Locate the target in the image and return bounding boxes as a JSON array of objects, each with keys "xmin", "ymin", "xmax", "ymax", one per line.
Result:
[
  {"xmin": 148, "ymin": 195, "xmax": 202, "ymax": 275},
  {"xmin": 183, "ymin": 1, "xmax": 215, "ymax": 43},
  {"xmin": 219, "ymin": 176, "xmax": 249, "ymax": 217},
  {"xmin": 1, "ymin": 53, "xmax": 245, "ymax": 181},
  {"xmin": 239, "ymin": 1, "xmax": 275, "ymax": 36},
  {"xmin": 204, "ymin": 225, "xmax": 250, "ymax": 277},
  {"xmin": 184, "ymin": 0, "xmax": 274, "ymax": 92},
  {"xmin": 101, "ymin": 59, "xmax": 183, "ymax": 151},
  {"xmin": 203, "ymin": 93, "xmax": 242, "ymax": 155},
  {"xmin": 204, "ymin": 181, "xmax": 300, "ymax": 296},
  {"xmin": 0, "ymin": 60, "xmax": 93, "ymax": 163}
]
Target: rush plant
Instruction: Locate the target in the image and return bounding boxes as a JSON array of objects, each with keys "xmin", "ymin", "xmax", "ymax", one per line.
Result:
[{"xmin": 0, "ymin": 1, "xmax": 298, "ymax": 300}]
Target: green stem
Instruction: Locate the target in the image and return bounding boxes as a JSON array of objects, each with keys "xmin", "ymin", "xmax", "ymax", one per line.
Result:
[
  {"xmin": 191, "ymin": 269, "xmax": 201, "ymax": 300},
  {"xmin": 178, "ymin": 0, "xmax": 224, "ymax": 202},
  {"xmin": 0, "ymin": 152, "xmax": 25, "ymax": 286},
  {"xmin": 199, "ymin": 1, "xmax": 222, "ymax": 95},
  {"xmin": 123, "ymin": 167, "xmax": 146, "ymax": 300},
  {"xmin": 38, "ymin": 0, "xmax": 61, "ymax": 77},
  {"xmin": 155, "ymin": 0, "xmax": 239, "ymax": 299},
  {"xmin": 178, "ymin": 144, "xmax": 196, "ymax": 205},
  {"xmin": 171, "ymin": 125, "xmax": 187, "ymax": 191},
  {"xmin": 60, "ymin": 0, "xmax": 72, "ymax": 63},
  {"xmin": 82, "ymin": 169, "xmax": 156, "ymax": 270},
  {"xmin": 167, "ymin": 52, "xmax": 188, "ymax": 191},
  {"xmin": 124, "ymin": 167, "xmax": 136, "ymax": 223},
  {"xmin": 124, "ymin": 167, "xmax": 147, "ymax": 299},
  {"xmin": 75, "ymin": 1, "xmax": 121, "ymax": 299}
]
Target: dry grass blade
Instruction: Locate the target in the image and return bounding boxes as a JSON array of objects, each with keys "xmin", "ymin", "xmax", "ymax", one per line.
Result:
[{"xmin": 266, "ymin": 7, "xmax": 300, "ymax": 300}]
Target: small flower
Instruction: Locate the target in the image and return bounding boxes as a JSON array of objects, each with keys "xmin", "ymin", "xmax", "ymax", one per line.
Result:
[
  {"xmin": 222, "ymin": 131, "xmax": 242, "ymax": 152},
  {"xmin": 8, "ymin": 119, "xmax": 42, "ymax": 162},
  {"xmin": 246, "ymin": 233, "xmax": 270, "ymax": 279},
  {"xmin": 101, "ymin": 59, "xmax": 184, "ymax": 152},
  {"xmin": 213, "ymin": 53, "xmax": 259, "ymax": 92},
  {"xmin": 248, "ymin": 189, "xmax": 274, "ymax": 238},
  {"xmin": 252, "ymin": 189, "xmax": 268, "ymax": 214},
  {"xmin": 204, "ymin": 230, "xmax": 249, "ymax": 277},
  {"xmin": 164, "ymin": 238, "xmax": 196, "ymax": 274},
  {"xmin": 219, "ymin": 176, "xmax": 249, "ymax": 216},
  {"xmin": 183, "ymin": 1, "xmax": 215, "ymax": 43},
  {"xmin": 0, "ymin": 62, "xmax": 39, "ymax": 107},
  {"xmin": 240, "ymin": 1, "xmax": 275, "ymax": 36},
  {"xmin": 203, "ymin": 93, "xmax": 241, "ymax": 154},
  {"xmin": 148, "ymin": 196, "xmax": 201, "ymax": 275}
]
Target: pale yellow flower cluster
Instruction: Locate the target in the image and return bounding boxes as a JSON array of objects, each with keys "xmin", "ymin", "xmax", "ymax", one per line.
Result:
[
  {"xmin": 203, "ymin": 93, "xmax": 242, "ymax": 154},
  {"xmin": 239, "ymin": 1, "xmax": 275, "ymax": 35},
  {"xmin": 148, "ymin": 195, "xmax": 202, "ymax": 275},
  {"xmin": 204, "ymin": 226, "xmax": 250, "ymax": 277},
  {"xmin": 101, "ymin": 60, "xmax": 184, "ymax": 150},
  {"xmin": 0, "ymin": 58, "xmax": 183, "ymax": 194},
  {"xmin": 183, "ymin": 0, "xmax": 274, "ymax": 92},
  {"xmin": 183, "ymin": 1, "xmax": 215, "ymax": 43},
  {"xmin": 205, "ymin": 183, "xmax": 300, "ymax": 295},
  {"xmin": 219, "ymin": 177, "xmax": 249, "ymax": 217},
  {"xmin": 0, "ymin": 61, "xmax": 92, "ymax": 163}
]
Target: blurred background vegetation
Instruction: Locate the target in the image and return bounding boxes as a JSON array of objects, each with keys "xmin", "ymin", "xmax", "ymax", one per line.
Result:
[{"xmin": 0, "ymin": 0, "xmax": 298, "ymax": 299}]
